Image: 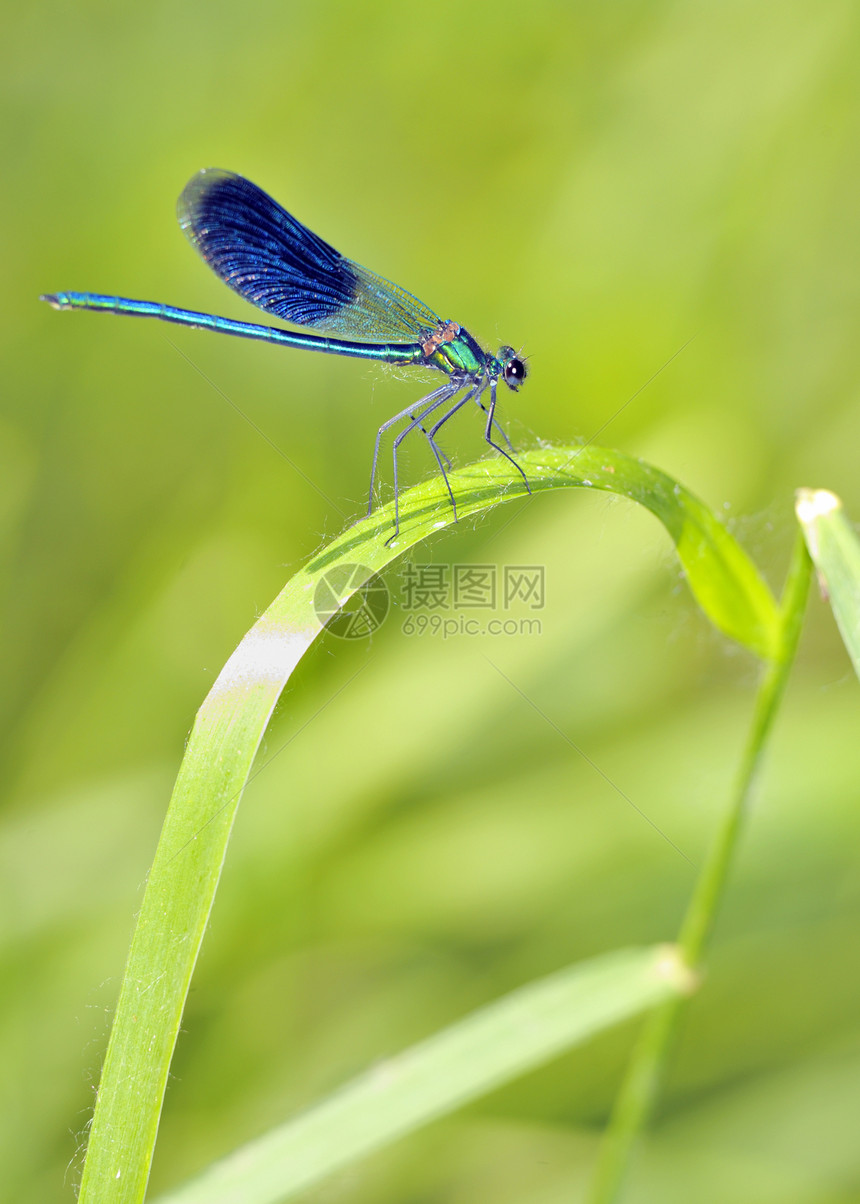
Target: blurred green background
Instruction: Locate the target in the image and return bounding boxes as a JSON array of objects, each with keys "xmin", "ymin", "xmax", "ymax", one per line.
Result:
[{"xmin": 4, "ymin": 1, "xmax": 860, "ymax": 1200}]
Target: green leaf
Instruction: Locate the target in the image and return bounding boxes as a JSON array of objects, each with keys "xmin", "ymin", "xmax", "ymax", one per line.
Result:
[
  {"xmin": 155, "ymin": 946, "xmax": 691, "ymax": 1204},
  {"xmin": 796, "ymin": 488, "xmax": 860, "ymax": 677},
  {"xmin": 76, "ymin": 445, "xmax": 778, "ymax": 1204}
]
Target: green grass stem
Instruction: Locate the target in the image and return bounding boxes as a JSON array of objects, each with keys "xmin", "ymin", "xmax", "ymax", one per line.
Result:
[{"xmin": 586, "ymin": 528, "xmax": 812, "ymax": 1204}]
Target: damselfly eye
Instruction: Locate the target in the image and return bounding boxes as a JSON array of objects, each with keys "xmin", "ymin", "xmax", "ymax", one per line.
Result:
[{"xmin": 503, "ymin": 356, "xmax": 527, "ymax": 390}]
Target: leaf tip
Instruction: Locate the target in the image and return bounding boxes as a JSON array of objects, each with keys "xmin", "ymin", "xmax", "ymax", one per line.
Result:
[
  {"xmin": 654, "ymin": 943, "xmax": 699, "ymax": 996},
  {"xmin": 795, "ymin": 488, "xmax": 841, "ymax": 526}
]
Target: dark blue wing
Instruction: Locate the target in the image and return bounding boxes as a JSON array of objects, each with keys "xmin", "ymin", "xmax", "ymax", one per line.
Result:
[{"xmin": 177, "ymin": 169, "xmax": 442, "ymax": 343}]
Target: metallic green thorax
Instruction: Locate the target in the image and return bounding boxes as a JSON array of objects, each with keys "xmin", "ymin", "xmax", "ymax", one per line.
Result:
[{"xmin": 422, "ymin": 324, "xmax": 495, "ymax": 377}]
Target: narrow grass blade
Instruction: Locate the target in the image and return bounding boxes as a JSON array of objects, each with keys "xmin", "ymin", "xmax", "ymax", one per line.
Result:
[
  {"xmin": 796, "ymin": 488, "xmax": 860, "ymax": 676},
  {"xmin": 155, "ymin": 946, "xmax": 691, "ymax": 1204}
]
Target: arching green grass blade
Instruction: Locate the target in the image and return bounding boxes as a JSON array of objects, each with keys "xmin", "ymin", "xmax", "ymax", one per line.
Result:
[{"xmin": 76, "ymin": 445, "xmax": 779, "ymax": 1204}]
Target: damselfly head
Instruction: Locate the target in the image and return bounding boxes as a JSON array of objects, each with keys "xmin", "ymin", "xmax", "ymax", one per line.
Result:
[{"xmin": 499, "ymin": 346, "xmax": 527, "ymax": 392}]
